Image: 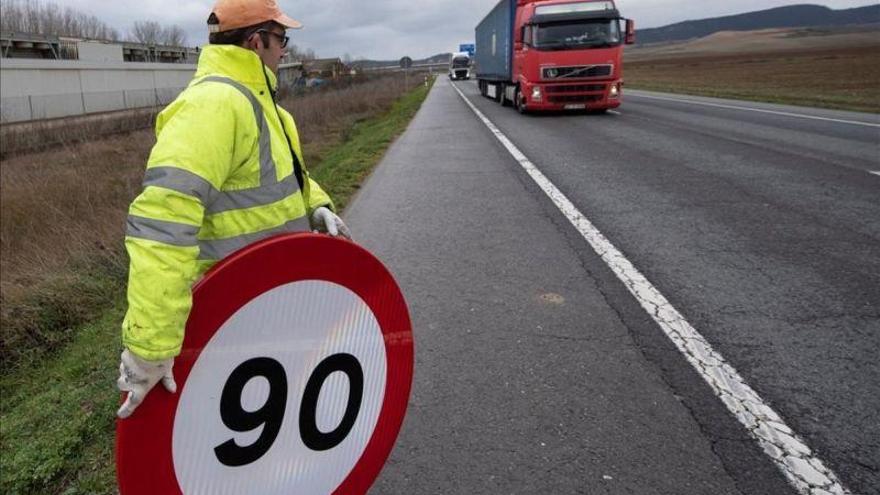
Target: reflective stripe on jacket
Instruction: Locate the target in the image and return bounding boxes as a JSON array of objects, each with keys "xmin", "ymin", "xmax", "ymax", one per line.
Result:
[{"xmin": 122, "ymin": 45, "xmax": 333, "ymax": 360}]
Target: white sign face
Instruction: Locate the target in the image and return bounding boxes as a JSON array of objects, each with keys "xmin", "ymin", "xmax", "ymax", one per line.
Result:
[{"xmin": 172, "ymin": 280, "xmax": 387, "ymax": 495}]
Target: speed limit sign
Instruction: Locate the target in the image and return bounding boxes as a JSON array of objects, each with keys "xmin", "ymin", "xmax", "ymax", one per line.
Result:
[{"xmin": 117, "ymin": 233, "xmax": 414, "ymax": 494}]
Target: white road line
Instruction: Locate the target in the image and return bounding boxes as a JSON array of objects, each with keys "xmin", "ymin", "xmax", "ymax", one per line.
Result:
[
  {"xmin": 870, "ymin": 171, "xmax": 880, "ymax": 177},
  {"xmin": 629, "ymin": 92, "xmax": 880, "ymax": 128},
  {"xmin": 451, "ymin": 83, "xmax": 849, "ymax": 495},
  {"xmin": 607, "ymin": 110, "xmax": 621, "ymax": 116}
]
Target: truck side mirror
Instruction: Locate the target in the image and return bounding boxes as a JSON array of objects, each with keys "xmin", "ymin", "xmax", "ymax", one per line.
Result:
[{"xmin": 625, "ymin": 19, "xmax": 635, "ymax": 45}]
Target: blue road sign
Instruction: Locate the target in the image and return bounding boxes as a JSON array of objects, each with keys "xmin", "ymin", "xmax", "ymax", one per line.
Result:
[{"xmin": 459, "ymin": 43, "xmax": 475, "ymax": 57}]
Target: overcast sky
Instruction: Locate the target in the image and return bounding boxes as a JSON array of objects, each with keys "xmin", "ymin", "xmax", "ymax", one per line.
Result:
[{"xmin": 62, "ymin": 0, "xmax": 875, "ymax": 60}]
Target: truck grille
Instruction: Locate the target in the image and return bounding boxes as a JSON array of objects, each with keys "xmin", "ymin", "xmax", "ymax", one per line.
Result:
[
  {"xmin": 548, "ymin": 94, "xmax": 604, "ymax": 104},
  {"xmin": 542, "ymin": 65, "xmax": 612, "ymax": 80},
  {"xmin": 545, "ymin": 84, "xmax": 606, "ymax": 93}
]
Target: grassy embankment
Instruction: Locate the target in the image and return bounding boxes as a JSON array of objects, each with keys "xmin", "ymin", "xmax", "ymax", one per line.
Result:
[
  {"xmin": 0, "ymin": 74, "xmax": 434, "ymax": 494},
  {"xmin": 625, "ymin": 30, "xmax": 880, "ymax": 113}
]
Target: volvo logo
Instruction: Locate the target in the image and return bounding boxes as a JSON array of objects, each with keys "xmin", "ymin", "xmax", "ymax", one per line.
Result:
[{"xmin": 546, "ymin": 68, "xmax": 559, "ymax": 78}]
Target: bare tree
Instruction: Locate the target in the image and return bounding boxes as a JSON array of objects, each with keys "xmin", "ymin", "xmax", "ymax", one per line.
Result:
[
  {"xmin": 286, "ymin": 43, "xmax": 303, "ymax": 62},
  {"xmin": 129, "ymin": 20, "xmax": 187, "ymax": 46},
  {"xmin": 0, "ymin": 0, "xmax": 120, "ymax": 40},
  {"xmin": 0, "ymin": 1, "xmax": 188, "ymax": 46},
  {"xmin": 286, "ymin": 44, "xmax": 317, "ymax": 62},
  {"xmin": 130, "ymin": 20, "xmax": 162, "ymax": 45},
  {"xmin": 161, "ymin": 25, "xmax": 187, "ymax": 47}
]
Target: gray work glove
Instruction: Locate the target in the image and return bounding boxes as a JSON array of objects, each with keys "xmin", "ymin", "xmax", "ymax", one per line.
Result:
[
  {"xmin": 311, "ymin": 206, "xmax": 352, "ymax": 239},
  {"xmin": 116, "ymin": 349, "xmax": 176, "ymax": 419}
]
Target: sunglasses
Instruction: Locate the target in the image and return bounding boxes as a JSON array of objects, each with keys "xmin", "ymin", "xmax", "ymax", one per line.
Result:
[{"xmin": 256, "ymin": 29, "xmax": 289, "ymax": 49}]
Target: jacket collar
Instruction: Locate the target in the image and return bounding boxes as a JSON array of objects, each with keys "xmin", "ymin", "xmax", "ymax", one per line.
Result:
[{"xmin": 195, "ymin": 45, "xmax": 278, "ymax": 92}]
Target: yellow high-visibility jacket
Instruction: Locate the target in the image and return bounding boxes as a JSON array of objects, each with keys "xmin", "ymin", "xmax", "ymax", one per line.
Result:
[{"xmin": 122, "ymin": 45, "xmax": 333, "ymax": 360}]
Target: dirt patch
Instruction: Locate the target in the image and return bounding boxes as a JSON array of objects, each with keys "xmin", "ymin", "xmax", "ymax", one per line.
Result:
[{"xmin": 538, "ymin": 293, "xmax": 566, "ymax": 305}]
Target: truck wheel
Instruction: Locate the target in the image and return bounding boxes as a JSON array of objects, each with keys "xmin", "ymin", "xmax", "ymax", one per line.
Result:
[
  {"xmin": 499, "ymin": 84, "xmax": 511, "ymax": 106},
  {"xmin": 515, "ymin": 88, "xmax": 527, "ymax": 114}
]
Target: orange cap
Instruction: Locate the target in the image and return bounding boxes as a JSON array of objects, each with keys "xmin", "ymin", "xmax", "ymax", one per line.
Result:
[{"xmin": 208, "ymin": 0, "xmax": 302, "ymax": 33}]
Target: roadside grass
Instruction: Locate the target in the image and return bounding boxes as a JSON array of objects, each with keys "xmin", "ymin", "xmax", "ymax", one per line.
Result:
[
  {"xmin": 625, "ymin": 46, "xmax": 880, "ymax": 113},
  {"xmin": 311, "ymin": 79, "xmax": 433, "ymax": 211},
  {"xmin": 0, "ymin": 75, "xmax": 434, "ymax": 495},
  {"xmin": 0, "ymin": 305, "xmax": 124, "ymax": 495}
]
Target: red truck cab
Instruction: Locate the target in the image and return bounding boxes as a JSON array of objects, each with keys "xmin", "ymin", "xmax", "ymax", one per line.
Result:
[{"xmin": 477, "ymin": 0, "xmax": 635, "ymax": 113}]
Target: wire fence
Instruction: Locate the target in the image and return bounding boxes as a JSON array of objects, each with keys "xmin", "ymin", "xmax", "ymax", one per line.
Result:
[{"xmin": 0, "ymin": 87, "xmax": 185, "ymax": 123}]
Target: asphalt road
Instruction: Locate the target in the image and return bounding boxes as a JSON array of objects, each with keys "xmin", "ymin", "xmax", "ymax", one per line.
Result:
[{"xmin": 346, "ymin": 77, "xmax": 879, "ymax": 494}]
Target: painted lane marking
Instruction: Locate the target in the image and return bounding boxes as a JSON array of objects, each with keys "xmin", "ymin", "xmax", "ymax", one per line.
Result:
[
  {"xmin": 607, "ymin": 110, "xmax": 621, "ymax": 116},
  {"xmin": 870, "ymin": 171, "xmax": 880, "ymax": 177},
  {"xmin": 628, "ymin": 92, "xmax": 880, "ymax": 128},
  {"xmin": 451, "ymin": 83, "xmax": 850, "ymax": 495}
]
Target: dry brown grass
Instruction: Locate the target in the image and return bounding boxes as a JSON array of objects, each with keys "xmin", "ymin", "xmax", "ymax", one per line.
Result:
[
  {"xmin": 0, "ymin": 130, "xmax": 150, "ymax": 364},
  {"xmin": 625, "ymin": 45, "xmax": 880, "ymax": 113},
  {"xmin": 0, "ymin": 108, "xmax": 159, "ymax": 158},
  {"xmin": 284, "ymin": 75, "xmax": 416, "ymax": 165},
  {"xmin": 0, "ymin": 73, "xmax": 414, "ymax": 369}
]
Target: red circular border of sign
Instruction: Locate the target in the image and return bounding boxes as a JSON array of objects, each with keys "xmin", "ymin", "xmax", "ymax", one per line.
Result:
[{"xmin": 116, "ymin": 233, "xmax": 414, "ymax": 495}]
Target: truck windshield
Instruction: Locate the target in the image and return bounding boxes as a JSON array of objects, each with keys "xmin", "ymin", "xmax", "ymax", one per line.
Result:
[
  {"xmin": 533, "ymin": 19, "xmax": 621, "ymax": 49},
  {"xmin": 452, "ymin": 57, "xmax": 470, "ymax": 68}
]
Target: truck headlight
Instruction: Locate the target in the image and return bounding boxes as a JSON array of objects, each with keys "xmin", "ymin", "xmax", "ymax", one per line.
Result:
[
  {"xmin": 609, "ymin": 83, "xmax": 620, "ymax": 98},
  {"xmin": 531, "ymin": 86, "xmax": 543, "ymax": 102}
]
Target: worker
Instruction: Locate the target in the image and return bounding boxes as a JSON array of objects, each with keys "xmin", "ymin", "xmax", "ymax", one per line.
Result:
[{"xmin": 116, "ymin": 0, "xmax": 350, "ymax": 419}]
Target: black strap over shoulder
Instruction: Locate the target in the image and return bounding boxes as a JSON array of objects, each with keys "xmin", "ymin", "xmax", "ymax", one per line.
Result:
[{"xmin": 262, "ymin": 66, "xmax": 305, "ymax": 192}]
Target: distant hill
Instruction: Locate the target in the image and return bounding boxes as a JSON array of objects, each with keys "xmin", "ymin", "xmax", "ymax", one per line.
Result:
[
  {"xmin": 354, "ymin": 53, "xmax": 451, "ymax": 69},
  {"xmin": 636, "ymin": 4, "xmax": 880, "ymax": 45}
]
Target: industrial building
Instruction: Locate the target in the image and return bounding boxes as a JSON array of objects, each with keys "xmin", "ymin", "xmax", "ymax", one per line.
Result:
[
  {"xmin": 1, "ymin": 32, "xmax": 199, "ymax": 63},
  {"xmin": 0, "ymin": 32, "xmax": 357, "ymax": 124}
]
